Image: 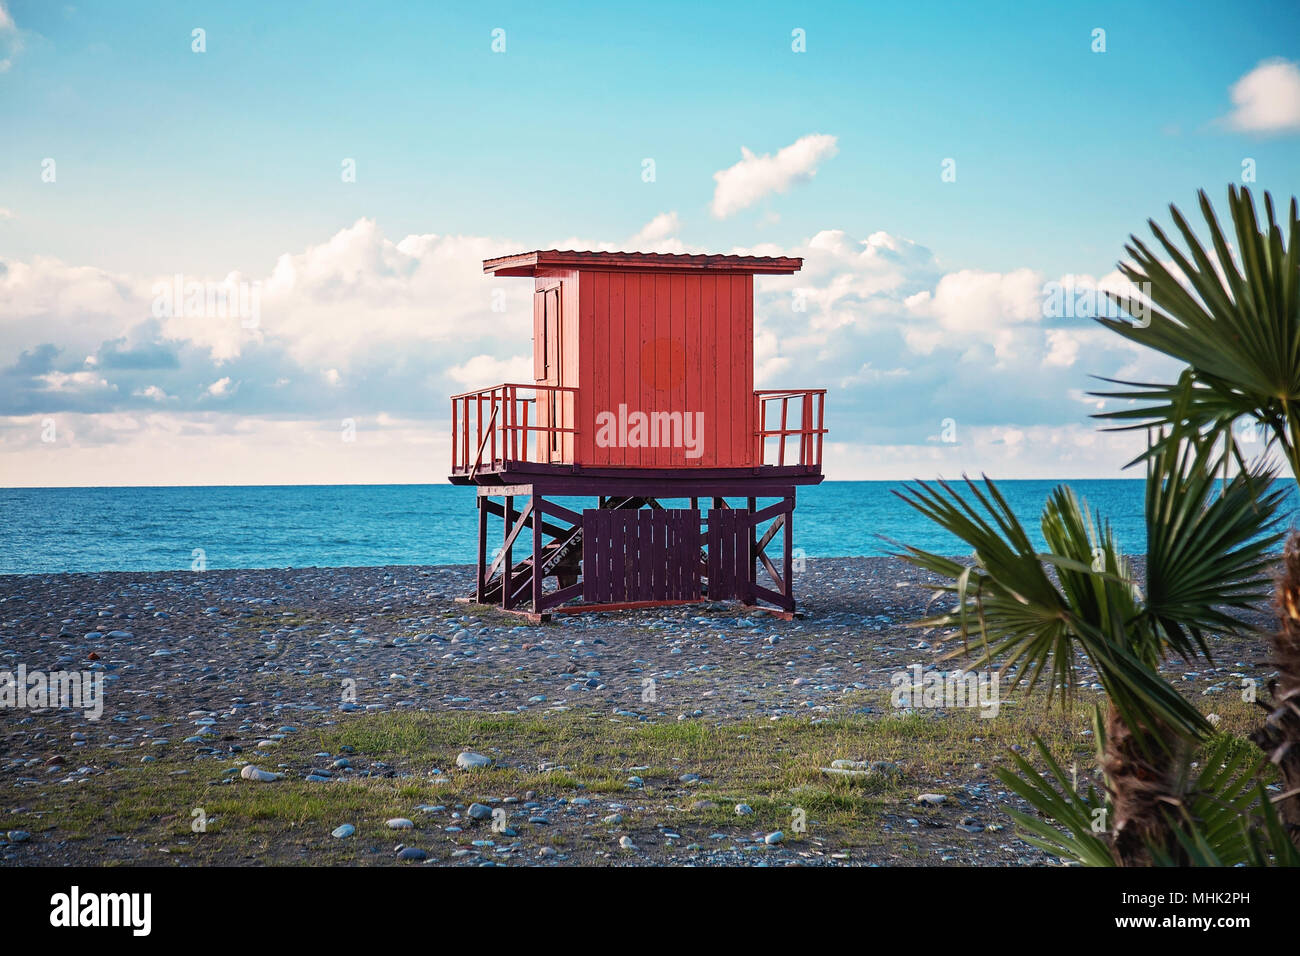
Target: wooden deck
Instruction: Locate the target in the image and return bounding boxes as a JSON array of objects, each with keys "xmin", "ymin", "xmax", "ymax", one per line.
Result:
[{"xmin": 449, "ymin": 384, "xmax": 826, "ymax": 486}]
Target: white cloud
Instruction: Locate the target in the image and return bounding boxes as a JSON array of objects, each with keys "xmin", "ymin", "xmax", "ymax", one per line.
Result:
[
  {"xmin": 204, "ymin": 376, "xmax": 233, "ymax": 397},
  {"xmin": 1223, "ymin": 58, "xmax": 1300, "ymax": 134},
  {"xmin": 905, "ymin": 267, "xmax": 1043, "ymax": 334},
  {"xmin": 259, "ymin": 219, "xmax": 524, "ymax": 369},
  {"xmin": 0, "ymin": 256, "xmax": 145, "ymax": 361},
  {"xmin": 132, "ymin": 385, "xmax": 171, "ymax": 402},
  {"xmin": 447, "ymin": 353, "xmax": 533, "ymax": 388},
  {"xmin": 38, "ymin": 370, "xmax": 114, "ymax": 392},
  {"xmin": 752, "ymin": 228, "xmax": 938, "ymax": 338},
  {"xmin": 822, "ymin": 424, "xmax": 1150, "ymax": 480},
  {"xmin": 552, "ymin": 214, "xmax": 690, "ymax": 255},
  {"xmin": 0, "ymin": 2, "xmax": 22, "ymax": 73},
  {"xmin": 753, "ymin": 327, "xmax": 791, "ymax": 386},
  {"xmin": 0, "ymin": 220, "xmax": 533, "ymax": 374},
  {"xmin": 0, "ymin": 217, "xmax": 1180, "ymax": 482},
  {"xmin": 0, "ymin": 411, "xmax": 447, "ymax": 487},
  {"xmin": 1044, "ymin": 329, "xmax": 1082, "ymax": 367},
  {"xmin": 840, "ymin": 363, "xmax": 909, "ymax": 388},
  {"xmin": 630, "ymin": 211, "xmax": 681, "ymax": 245},
  {"xmin": 0, "ymin": 207, "xmax": 13, "ymax": 221},
  {"xmin": 710, "ymin": 134, "xmax": 838, "ymax": 218}
]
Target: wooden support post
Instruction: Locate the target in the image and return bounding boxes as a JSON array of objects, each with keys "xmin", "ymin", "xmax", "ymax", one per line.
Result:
[
  {"xmin": 783, "ymin": 495, "xmax": 794, "ymax": 608},
  {"xmin": 502, "ymin": 494, "xmax": 514, "ymax": 610},
  {"xmin": 463, "ymin": 480, "xmax": 803, "ymax": 621},
  {"xmin": 745, "ymin": 496, "xmax": 758, "ymax": 606},
  {"xmin": 475, "ymin": 495, "xmax": 488, "ymax": 603},
  {"xmin": 532, "ymin": 491, "xmax": 544, "ymax": 612}
]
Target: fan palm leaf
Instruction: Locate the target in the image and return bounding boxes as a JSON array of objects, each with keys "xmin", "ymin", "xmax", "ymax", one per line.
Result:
[
  {"xmin": 1087, "ymin": 185, "xmax": 1300, "ymax": 845},
  {"xmin": 1091, "ymin": 186, "xmax": 1300, "ymax": 477}
]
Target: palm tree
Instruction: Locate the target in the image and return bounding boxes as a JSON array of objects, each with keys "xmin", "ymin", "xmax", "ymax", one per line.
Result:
[
  {"xmin": 1092, "ymin": 185, "xmax": 1300, "ymax": 843},
  {"xmin": 894, "ymin": 433, "xmax": 1284, "ymax": 864}
]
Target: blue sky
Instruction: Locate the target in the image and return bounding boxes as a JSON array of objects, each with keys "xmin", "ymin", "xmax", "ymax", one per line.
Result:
[{"xmin": 2, "ymin": 0, "xmax": 1299, "ymax": 485}]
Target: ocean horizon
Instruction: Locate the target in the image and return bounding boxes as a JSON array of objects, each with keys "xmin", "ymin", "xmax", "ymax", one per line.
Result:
[{"xmin": 8, "ymin": 478, "xmax": 1287, "ymax": 576}]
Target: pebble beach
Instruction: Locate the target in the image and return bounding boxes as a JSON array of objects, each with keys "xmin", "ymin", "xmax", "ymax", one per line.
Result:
[{"xmin": 0, "ymin": 557, "xmax": 1277, "ymax": 866}]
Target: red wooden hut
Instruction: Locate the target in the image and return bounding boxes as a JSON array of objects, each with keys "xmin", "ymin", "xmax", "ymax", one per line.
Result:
[{"xmin": 450, "ymin": 250, "xmax": 825, "ymax": 620}]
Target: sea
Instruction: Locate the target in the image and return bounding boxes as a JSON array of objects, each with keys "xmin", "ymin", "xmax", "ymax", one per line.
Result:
[{"xmin": 7, "ymin": 479, "xmax": 1279, "ymax": 576}]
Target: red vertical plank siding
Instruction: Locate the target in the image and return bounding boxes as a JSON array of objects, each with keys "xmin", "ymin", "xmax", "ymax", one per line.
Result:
[
  {"xmin": 561, "ymin": 271, "xmax": 579, "ymax": 463},
  {"xmin": 737, "ymin": 273, "xmax": 754, "ymax": 466},
  {"xmin": 685, "ymin": 275, "xmax": 703, "ymax": 467},
  {"xmin": 645, "ymin": 274, "xmax": 659, "ymax": 467},
  {"xmin": 733, "ymin": 274, "xmax": 744, "ymax": 466},
  {"xmin": 638, "ymin": 273, "xmax": 655, "ymax": 470},
  {"xmin": 577, "ymin": 271, "xmax": 596, "ymax": 464},
  {"xmin": 647, "ymin": 274, "xmax": 665, "ymax": 468},
  {"xmin": 746, "ymin": 275, "xmax": 756, "ymax": 466},
  {"xmin": 608, "ymin": 272, "xmax": 625, "ymax": 469},
  {"xmin": 591, "ymin": 271, "xmax": 611, "ymax": 467},
  {"xmin": 566, "ymin": 266, "xmax": 765, "ymax": 471},
  {"xmin": 669, "ymin": 273, "xmax": 686, "ymax": 468},
  {"xmin": 700, "ymin": 275, "xmax": 718, "ymax": 467},
  {"xmin": 621, "ymin": 273, "xmax": 639, "ymax": 469},
  {"xmin": 714, "ymin": 275, "xmax": 733, "ymax": 467},
  {"xmin": 611, "ymin": 273, "xmax": 626, "ymax": 470}
]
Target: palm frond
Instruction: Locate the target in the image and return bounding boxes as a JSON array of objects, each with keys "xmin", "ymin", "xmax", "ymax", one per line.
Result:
[
  {"xmin": 995, "ymin": 736, "xmax": 1115, "ymax": 867},
  {"xmin": 999, "ymin": 734, "xmax": 1294, "ymax": 867},
  {"xmin": 1140, "ymin": 429, "xmax": 1285, "ymax": 662},
  {"xmin": 1089, "ymin": 186, "xmax": 1300, "ymax": 481},
  {"xmin": 1146, "ymin": 737, "xmax": 1295, "ymax": 866},
  {"xmin": 893, "ymin": 473, "xmax": 1211, "ymax": 741}
]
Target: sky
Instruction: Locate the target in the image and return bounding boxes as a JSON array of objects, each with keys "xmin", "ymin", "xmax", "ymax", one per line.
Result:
[{"xmin": 1, "ymin": 0, "xmax": 1299, "ymax": 486}]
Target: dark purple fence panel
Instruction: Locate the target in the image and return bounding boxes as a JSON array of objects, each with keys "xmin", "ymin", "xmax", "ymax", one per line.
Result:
[
  {"xmin": 582, "ymin": 508, "xmax": 701, "ymax": 603},
  {"xmin": 707, "ymin": 508, "xmax": 752, "ymax": 602}
]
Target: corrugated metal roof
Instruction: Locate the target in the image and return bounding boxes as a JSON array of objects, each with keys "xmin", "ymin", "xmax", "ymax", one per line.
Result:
[{"xmin": 483, "ymin": 249, "xmax": 803, "ymax": 276}]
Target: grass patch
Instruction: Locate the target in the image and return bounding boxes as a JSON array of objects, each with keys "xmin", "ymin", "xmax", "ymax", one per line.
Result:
[{"xmin": 1, "ymin": 686, "xmax": 1267, "ymax": 866}]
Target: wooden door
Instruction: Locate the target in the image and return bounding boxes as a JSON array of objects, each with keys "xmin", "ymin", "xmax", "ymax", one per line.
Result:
[
  {"xmin": 534, "ymin": 285, "xmax": 562, "ymax": 462},
  {"xmin": 706, "ymin": 507, "xmax": 752, "ymax": 602}
]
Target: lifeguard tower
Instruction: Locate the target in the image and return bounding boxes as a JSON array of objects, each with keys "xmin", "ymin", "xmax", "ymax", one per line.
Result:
[{"xmin": 449, "ymin": 250, "xmax": 825, "ymax": 621}]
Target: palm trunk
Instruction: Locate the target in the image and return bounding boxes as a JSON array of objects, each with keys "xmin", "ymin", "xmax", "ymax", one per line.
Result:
[
  {"xmin": 1103, "ymin": 704, "xmax": 1182, "ymax": 865},
  {"xmin": 1250, "ymin": 531, "xmax": 1300, "ymax": 850}
]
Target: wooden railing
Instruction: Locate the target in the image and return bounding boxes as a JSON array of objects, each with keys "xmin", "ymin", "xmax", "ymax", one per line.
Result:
[
  {"xmin": 755, "ymin": 389, "xmax": 827, "ymax": 469},
  {"xmin": 451, "ymin": 383, "xmax": 578, "ymax": 476}
]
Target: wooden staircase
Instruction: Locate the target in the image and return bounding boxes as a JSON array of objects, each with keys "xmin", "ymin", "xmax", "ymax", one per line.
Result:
[{"xmin": 475, "ymin": 496, "xmax": 652, "ymax": 606}]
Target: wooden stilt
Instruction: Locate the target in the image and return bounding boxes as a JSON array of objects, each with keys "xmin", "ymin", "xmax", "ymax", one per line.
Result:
[
  {"xmin": 532, "ymin": 491, "xmax": 544, "ymax": 612},
  {"xmin": 783, "ymin": 495, "xmax": 794, "ymax": 610},
  {"xmin": 745, "ymin": 496, "xmax": 758, "ymax": 605},
  {"xmin": 465, "ymin": 484, "xmax": 804, "ymax": 620},
  {"xmin": 502, "ymin": 494, "xmax": 514, "ymax": 610},
  {"xmin": 475, "ymin": 495, "xmax": 487, "ymax": 602}
]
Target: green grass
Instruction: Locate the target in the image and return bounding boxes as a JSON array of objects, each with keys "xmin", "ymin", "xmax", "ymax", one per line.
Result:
[{"xmin": 1, "ymin": 688, "xmax": 1269, "ymax": 865}]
